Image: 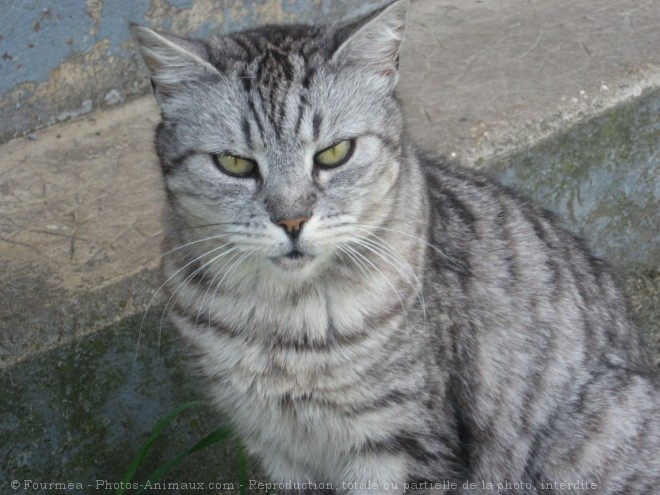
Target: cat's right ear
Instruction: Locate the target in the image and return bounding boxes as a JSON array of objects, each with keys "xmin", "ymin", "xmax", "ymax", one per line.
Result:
[
  {"xmin": 332, "ymin": 0, "xmax": 409, "ymax": 89},
  {"xmin": 131, "ymin": 24, "xmax": 219, "ymax": 103}
]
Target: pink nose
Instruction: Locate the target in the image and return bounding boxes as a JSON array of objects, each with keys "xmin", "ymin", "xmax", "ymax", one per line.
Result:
[{"xmin": 277, "ymin": 217, "xmax": 309, "ymax": 235}]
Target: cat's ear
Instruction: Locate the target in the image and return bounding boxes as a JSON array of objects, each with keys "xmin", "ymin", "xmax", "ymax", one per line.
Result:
[
  {"xmin": 131, "ymin": 24, "xmax": 219, "ymax": 102},
  {"xmin": 332, "ymin": 0, "xmax": 409, "ymax": 87}
]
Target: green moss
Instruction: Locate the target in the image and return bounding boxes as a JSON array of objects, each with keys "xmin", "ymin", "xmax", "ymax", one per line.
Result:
[
  {"xmin": 624, "ymin": 270, "xmax": 660, "ymax": 365},
  {"xmin": 489, "ymin": 88, "xmax": 659, "ymax": 272},
  {"xmin": 0, "ymin": 310, "xmax": 241, "ymax": 493}
]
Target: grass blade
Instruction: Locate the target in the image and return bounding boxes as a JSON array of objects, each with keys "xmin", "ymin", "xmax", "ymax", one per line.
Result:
[
  {"xmin": 116, "ymin": 400, "xmax": 204, "ymax": 495},
  {"xmin": 237, "ymin": 438, "xmax": 248, "ymax": 495},
  {"xmin": 134, "ymin": 424, "xmax": 235, "ymax": 495}
]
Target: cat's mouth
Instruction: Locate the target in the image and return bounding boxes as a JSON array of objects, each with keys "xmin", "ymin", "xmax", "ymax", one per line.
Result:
[
  {"xmin": 271, "ymin": 249, "xmax": 313, "ymax": 270},
  {"xmin": 285, "ymin": 249, "xmax": 305, "ymax": 260}
]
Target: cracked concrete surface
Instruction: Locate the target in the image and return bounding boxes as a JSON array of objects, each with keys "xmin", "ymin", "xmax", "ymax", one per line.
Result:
[
  {"xmin": 400, "ymin": 0, "xmax": 660, "ymax": 164},
  {"xmin": 1, "ymin": 0, "xmax": 658, "ymax": 369},
  {"xmin": 1, "ymin": 98, "xmax": 162, "ymax": 293},
  {"xmin": 0, "ymin": 98, "xmax": 164, "ymax": 369}
]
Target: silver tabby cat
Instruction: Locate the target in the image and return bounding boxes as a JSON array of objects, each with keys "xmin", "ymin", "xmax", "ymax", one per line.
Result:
[{"xmin": 132, "ymin": 1, "xmax": 660, "ymax": 493}]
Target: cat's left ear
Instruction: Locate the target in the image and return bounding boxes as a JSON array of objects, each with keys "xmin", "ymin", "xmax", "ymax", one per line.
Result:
[
  {"xmin": 332, "ymin": 0, "xmax": 409, "ymax": 88},
  {"xmin": 131, "ymin": 24, "xmax": 219, "ymax": 103}
]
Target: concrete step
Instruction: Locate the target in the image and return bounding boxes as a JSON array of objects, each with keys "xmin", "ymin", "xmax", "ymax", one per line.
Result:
[
  {"xmin": 401, "ymin": 0, "xmax": 660, "ymax": 164},
  {"xmin": 1, "ymin": 0, "xmax": 658, "ymax": 488}
]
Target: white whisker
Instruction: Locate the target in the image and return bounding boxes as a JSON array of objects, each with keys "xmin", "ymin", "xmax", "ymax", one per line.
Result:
[
  {"xmin": 353, "ymin": 223, "xmax": 450, "ymax": 260},
  {"xmin": 161, "ymin": 246, "xmax": 240, "ymax": 332},
  {"xmin": 133, "ymin": 239, "xmax": 234, "ymax": 366},
  {"xmin": 343, "ymin": 242, "xmax": 410, "ymax": 335},
  {"xmin": 199, "ymin": 249, "xmax": 257, "ymax": 329},
  {"xmin": 351, "ymin": 228, "xmax": 429, "ymax": 337}
]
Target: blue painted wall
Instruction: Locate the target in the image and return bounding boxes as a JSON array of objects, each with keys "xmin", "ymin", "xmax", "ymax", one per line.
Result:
[{"xmin": 0, "ymin": 0, "xmax": 388, "ymax": 143}]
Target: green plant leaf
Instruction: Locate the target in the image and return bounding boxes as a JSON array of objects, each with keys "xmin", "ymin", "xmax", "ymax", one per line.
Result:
[
  {"xmin": 116, "ymin": 400, "xmax": 204, "ymax": 495},
  {"xmin": 237, "ymin": 438, "xmax": 248, "ymax": 495},
  {"xmin": 134, "ymin": 424, "xmax": 234, "ymax": 495}
]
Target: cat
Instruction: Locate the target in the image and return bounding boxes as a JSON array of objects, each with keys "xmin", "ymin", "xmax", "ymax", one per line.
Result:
[{"xmin": 132, "ymin": 0, "xmax": 660, "ymax": 493}]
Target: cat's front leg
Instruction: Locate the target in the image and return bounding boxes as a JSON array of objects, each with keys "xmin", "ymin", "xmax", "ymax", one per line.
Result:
[
  {"xmin": 257, "ymin": 452, "xmax": 328, "ymax": 494},
  {"xmin": 334, "ymin": 452, "xmax": 409, "ymax": 495},
  {"xmin": 334, "ymin": 454, "xmax": 456, "ymax": 495}
]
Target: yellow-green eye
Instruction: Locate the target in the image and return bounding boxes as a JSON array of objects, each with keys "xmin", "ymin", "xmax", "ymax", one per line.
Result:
[
  {"xmin": 212, "ymin": 154, "xmax": 257, "ymax": 178},
  {"xmin": 314, "ymin": 139, "xmax": 355, "ymax": 169}
]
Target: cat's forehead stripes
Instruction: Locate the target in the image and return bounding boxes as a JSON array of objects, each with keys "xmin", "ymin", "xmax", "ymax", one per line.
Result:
[
  {"xmin": 207, "ymin": 27, "xmax": 332, "ymax": 142},
  {"xmin": 255, "ymin": 51, "xmax": 295, "ymax": 130}
]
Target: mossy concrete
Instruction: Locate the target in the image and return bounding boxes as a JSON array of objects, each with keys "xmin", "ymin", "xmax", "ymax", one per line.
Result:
[
  {"xmin": 0, "ymin": 98, "xmax": 164, "ymax": 371},
  {"xmin": 0, "ymin": 308, "xmax": 244, "ymax": 494},
  {"xmin": 399, "ymin": 0, "xmax": 660, "ymax": 166},
  {"xmin": 624, "ymin": 271, "xmax": 660, "ymax": 366},
  {"xmin": 488, "ymin": 88, "xmax": 659, "ymax": 273}
]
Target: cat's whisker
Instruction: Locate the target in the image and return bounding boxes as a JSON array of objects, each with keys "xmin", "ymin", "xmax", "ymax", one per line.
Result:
[
  {"xmin": 347, "ymin": 237, "xmax": 421, "ymax": 339},
  {"xmin": 132, "ymin": 232, "xmax": 245, "ymax": 346},
  {"xmin": 159, "ymin": 244, "xmax": 234, "ymax": 318},
  {"xmin": 155, "ymin": 246, "xmax": 239, "ymax": 351},
  {"xmin": 133, "ymin": 240, "xmax": 235, "ymax": 366},
  {"xmin": 160, "ymin": 234, "xmax": 234, "ymax": 259},
  {"xmin": 343, "ymin": 241, "xmax": 411, "ymax": 335},
  {"xmin": 157, "ymin": 248, "xmax": 240, "ymax": 351},
  {"xmin": 350, "ymin": 229, "xmax": 428, "ymax": 302},
  {"xmin": 350, "ymin": 232, "xmax": 419, "ymax": 285},
  {"xmin": 351, "ymin": 222, "xmax": 445, "ymax": 337},
  {"xmin": 108, "ymin": 224, "xmax": 241, "ymax": 270},
  {"xmin": 161, "ymin": 246, "xmax": 240, "ymax": 334},
  {"xmin": 336, "ymin": 245, "xmax": 366, "ymax": 276},
  {"xmin": 353, "ymin": 223, "xmax": 451, "ymax": 260},
  {"xmin": 349, "ymin": 232, "xmax": 429, "ymax": 338},
  {"xmin": 208, "ymin": 249, "xmax": 260, "ymax": 327},
  {"xmin": 338, "ymin": 244, "xmax": 378, "ymax": 286},
  {"xmin": 196, "ymin": 249, "xmax": 256, "ymax": 330}
]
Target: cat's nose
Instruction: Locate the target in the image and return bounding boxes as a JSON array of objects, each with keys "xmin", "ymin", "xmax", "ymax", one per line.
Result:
[{"xmin": 277, "ymin": 217, "xmax": 309, "ymax": 239}]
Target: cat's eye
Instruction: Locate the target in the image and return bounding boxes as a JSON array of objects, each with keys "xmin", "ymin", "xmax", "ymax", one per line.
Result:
[
  {"xmin": 212, "ymin": 154, "xmax": 258, "ymax": 178},
  {"xmin": 314, "ymin": 140, "xmax": 355, "ymax": 169}
]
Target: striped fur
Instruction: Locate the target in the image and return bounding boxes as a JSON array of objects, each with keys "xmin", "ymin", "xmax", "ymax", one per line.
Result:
[{"xmin": 133, "ymin": 1, "xmax": 660, "ymax": 493}]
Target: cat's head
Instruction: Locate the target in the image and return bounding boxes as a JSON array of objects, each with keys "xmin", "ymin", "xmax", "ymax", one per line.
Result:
[{"xmin": 133, "ymin": 0, "xmax": 411, "ymax": 280}]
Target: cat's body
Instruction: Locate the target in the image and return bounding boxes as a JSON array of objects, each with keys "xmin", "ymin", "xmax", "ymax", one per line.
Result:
[{"xmin": 133, "ymin": 1, "xmax": 660, "ymax": 493}]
